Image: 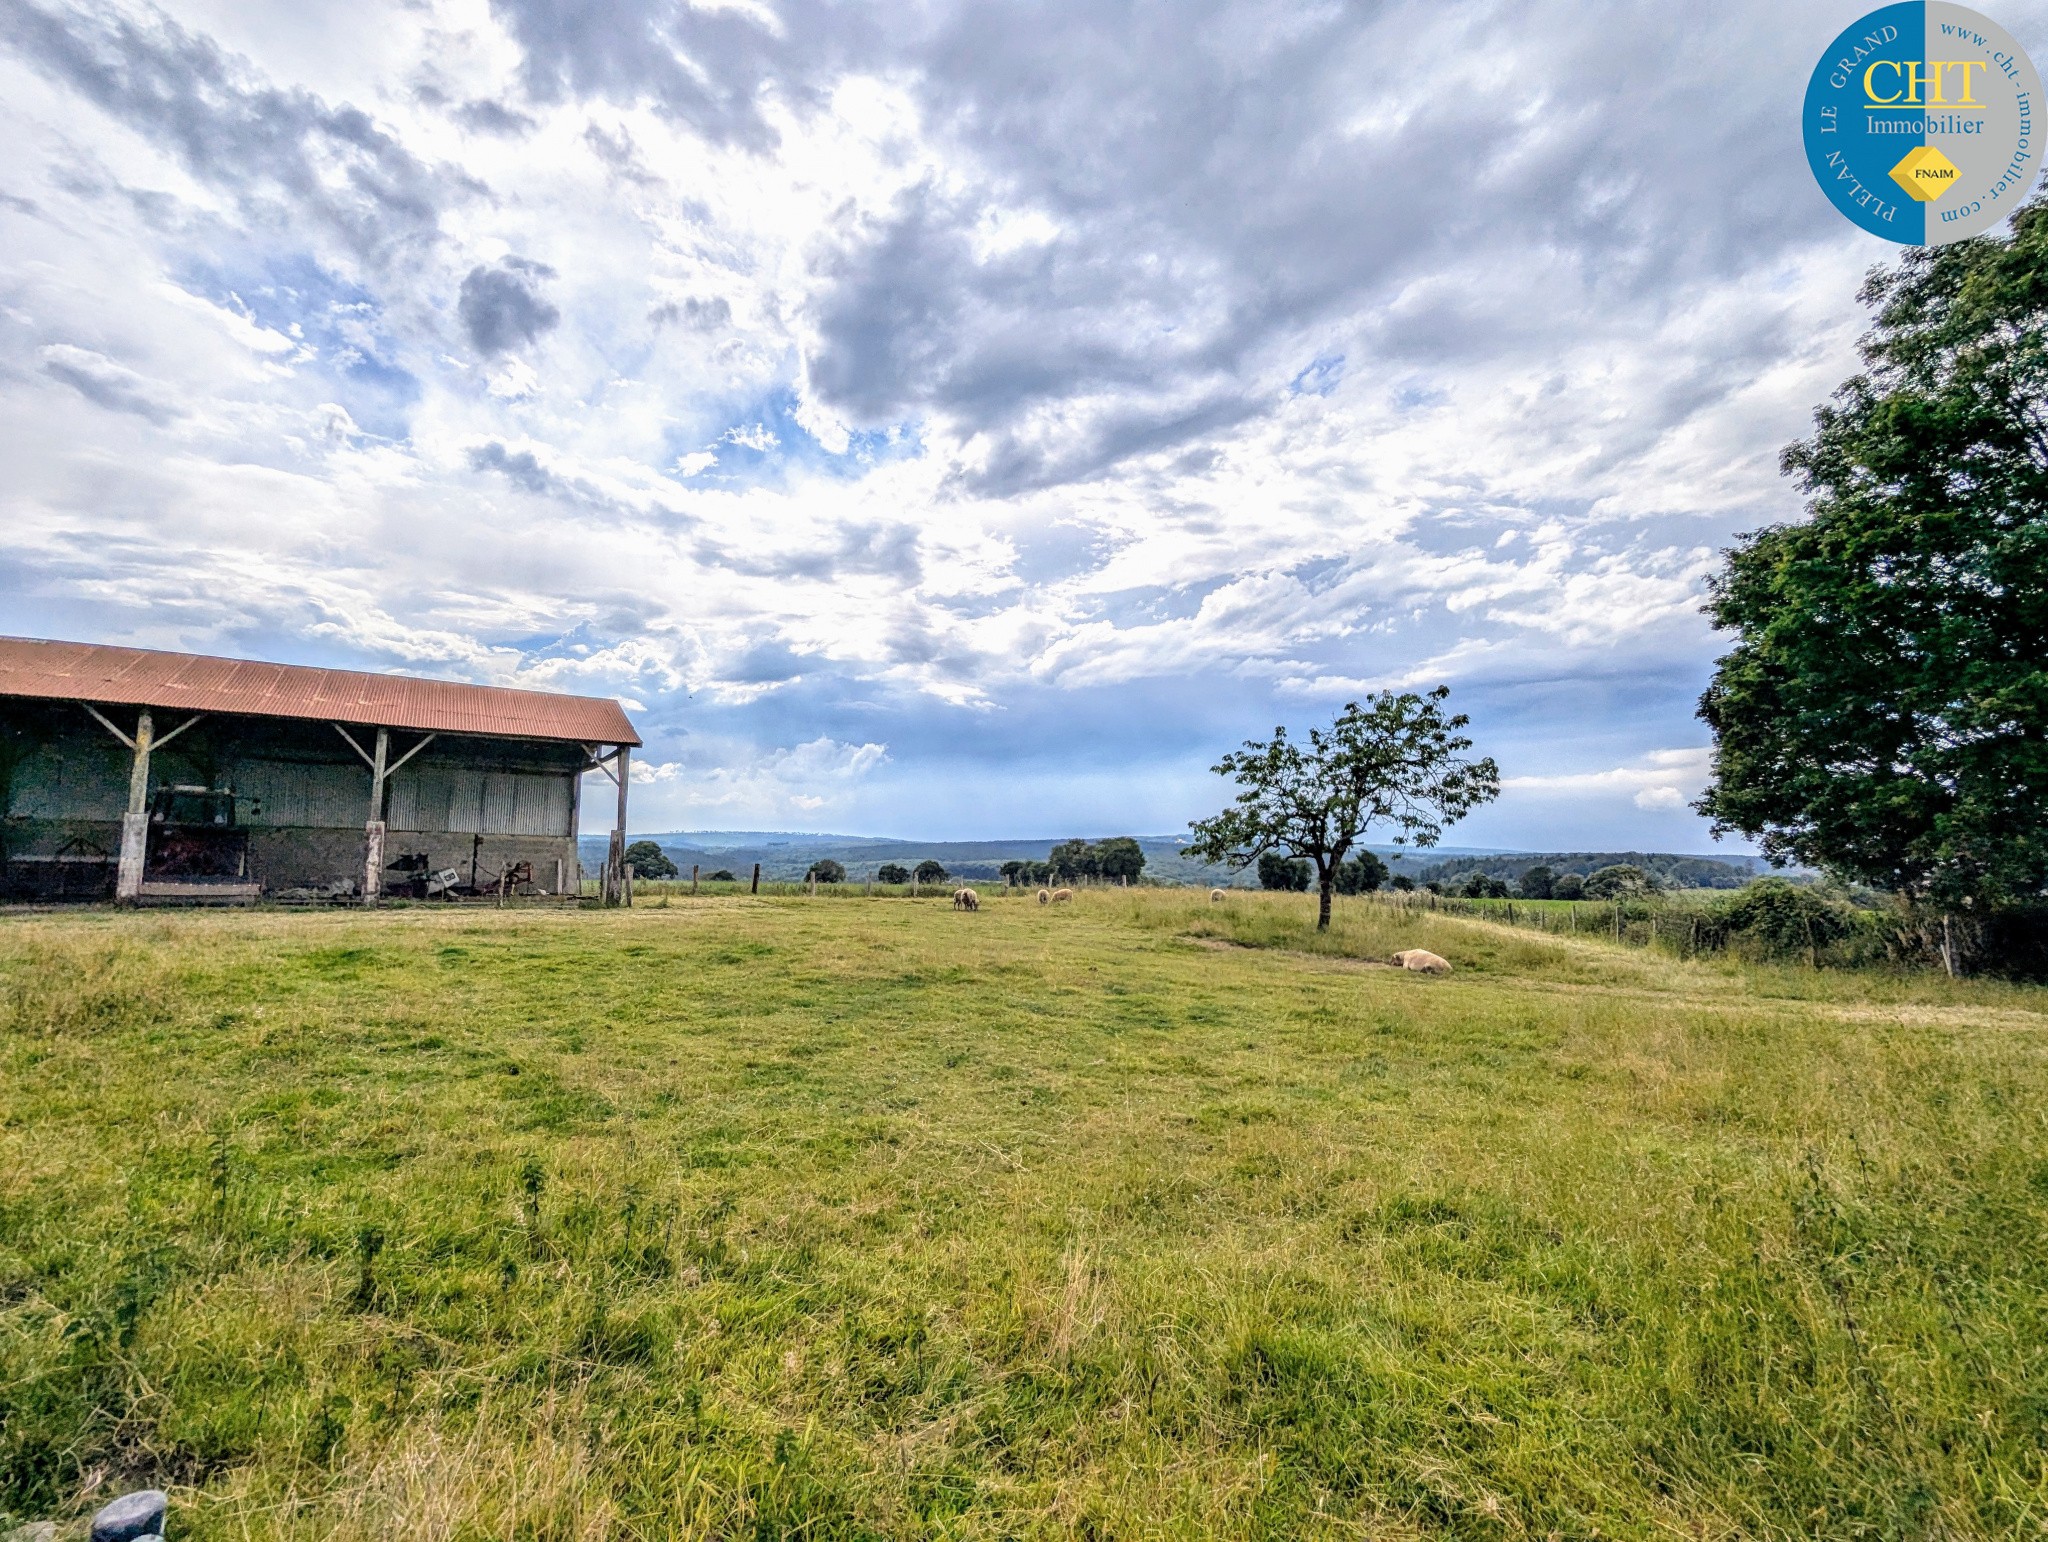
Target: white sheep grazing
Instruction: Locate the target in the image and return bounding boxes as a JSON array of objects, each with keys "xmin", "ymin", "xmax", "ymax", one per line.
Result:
[
  {"xmin": 1390, "ymin": 948, "xmax": 1452, "ymax": 975},
  {"xmin": 1050, "ymin": 887, "xmax": 1075, "ymax": 904},
  {"xmin": 1037, "ymin": 888, "xmax": 1052, "ymax": 905},
  {"xmin": 1209, "ymin": 887, "xmax": 1226, "ymax": 902},
  {"xmin": 952, "ymin": 887, "xmax": 980, "ymax": 911}
]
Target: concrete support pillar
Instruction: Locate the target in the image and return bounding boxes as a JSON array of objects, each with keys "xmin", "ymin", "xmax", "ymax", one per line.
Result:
[
  {"xmin": 115, "ymin": 813, "xmax": 148, "ymax": 903},
  {"xmin": 613, "ymin": 745, "xmax": 631, "ymax": 908},
  {"xmin": 363, "ymin": 820, "xmax": 386, "ymax": 902},
  {"xmin": 363, "ymin": 727, "xmax": 388, "ymax": 905},
  {"xmin": 114, "ymin": 709, "xmax": 154, "ymax": 904}
]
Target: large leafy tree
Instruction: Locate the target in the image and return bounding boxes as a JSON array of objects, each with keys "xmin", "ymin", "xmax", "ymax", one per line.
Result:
[
  {"xmin": 1257, "ymin": 853, "xmax": 1310, "ymax": 891},
  {"xmin": 1697, "ymin": 198, "xmax": 2048, "ymax": 940},
  {"xmin": 1048, "ymin": 839, "xmax": 1097, "ymax": 882},
  {"xmin": 1093, "ymin": 836, "xmax": 1147, "ymax": 883},
  {"xmin": 1188, "ymin": 689, "xmax": 1499, "ymax": 930},
  {"xmin": 1046, "ymin": 837, "xmax": 1147, "ymax": 884},
  {"xmin": 1334, "ymin": 849, "xmax": 1388, "ymax": 895},
  {"xmin": 622, "ymin": 840, "xmax": 678, "ymax": 880}
]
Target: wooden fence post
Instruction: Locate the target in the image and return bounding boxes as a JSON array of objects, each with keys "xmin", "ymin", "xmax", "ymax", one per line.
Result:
[
  {"xmin": 691, "ymin": 863, "xmax": 700, "ymax": 896},
  {"xmin": 751, "ymin": 862, "xmax": 760, "ymax": 894}
]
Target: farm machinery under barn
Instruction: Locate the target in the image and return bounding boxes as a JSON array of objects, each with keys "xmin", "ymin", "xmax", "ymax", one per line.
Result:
[
  {"xmin": 381, "ymin": 850, "xmax": 538, "ymax": 900},
  {"xmin": 138, "ymin": 784, "xmax": 262, "ymax": 902},
  {"xmin": 146, "ymin": 785, "xmax": 247, "ymax": 877}
]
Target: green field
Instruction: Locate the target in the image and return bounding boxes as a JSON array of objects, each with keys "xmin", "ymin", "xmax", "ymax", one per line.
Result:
[{"xmin": 4, "ymin": 892, "xmax": 2047, "ymax": 1539}]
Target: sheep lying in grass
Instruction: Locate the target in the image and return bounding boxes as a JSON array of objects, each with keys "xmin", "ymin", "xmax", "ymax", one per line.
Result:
[
  {"xmin": 1049, "ymin": 887, "xmax": 1074, "ymax": 904},
  {"xmin": 952, "ymin": 887, "xmax": 979, "ymax": 911},
  {"xmin": 1209, "ymin": 887, "xmax": 1226, "ymax": 902},
  {"xmin": 1390, "ymin": 948, "xmax": 1452, "ymax": 974}
]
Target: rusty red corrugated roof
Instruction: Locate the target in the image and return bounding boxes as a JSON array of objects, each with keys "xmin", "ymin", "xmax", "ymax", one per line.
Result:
[{"xmin": 0, "ymin": 637, "xmax": 641, "ymax": 745}]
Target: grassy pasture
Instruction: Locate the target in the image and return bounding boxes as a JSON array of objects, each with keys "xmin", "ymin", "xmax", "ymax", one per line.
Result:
[{"xmin": 2, "ymin": 890, "xmax": 2047, "ymax": 1540}]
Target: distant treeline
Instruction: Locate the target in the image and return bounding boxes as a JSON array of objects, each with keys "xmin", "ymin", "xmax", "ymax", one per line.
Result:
[
  {"xmin": 592, "ymin": 836, "xmax": 1771, "ymax": 893},
  {"xmin": 603, "ymin": 834, "xmax": 1154, "ymax": 887},
  {"xmin": 1416, "ymin": 851, "xmax": 1763, "ymax": 890}
]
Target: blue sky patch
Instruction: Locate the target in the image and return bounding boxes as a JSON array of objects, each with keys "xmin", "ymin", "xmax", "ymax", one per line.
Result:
[
  {"xmin": 181, "ymin": 254, "xmax": 420, "ymax": 439},
  {"xmin": 1289, "ymin": 354, "xmax": 1345, "ymax": 397},
  {"xmin": 668, "ymin": 387, "xmax": 922, "ymax": 486}
]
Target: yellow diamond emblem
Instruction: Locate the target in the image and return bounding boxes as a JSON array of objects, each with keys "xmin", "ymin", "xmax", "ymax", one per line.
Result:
[{"xmin": 1890, "ymin": 145, "xmax": 1961, "ymax": 202}]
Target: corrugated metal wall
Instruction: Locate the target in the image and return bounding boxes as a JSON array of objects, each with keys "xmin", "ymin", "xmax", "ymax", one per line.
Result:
[
  {"xmin": 386, "ymin": 766, "xmax": 572, "ymax": 836},
  {"xmin": 6, "ymin": 741, "xmax": 127, "ymax": 820},
  {"xmin": 234, "ymin": 758, "xmax": 367, "ymax": 827}
]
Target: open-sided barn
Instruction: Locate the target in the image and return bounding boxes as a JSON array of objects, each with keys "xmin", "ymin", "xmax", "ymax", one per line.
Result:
[{"xmin": 0, "ymin": 638, "xmax": 641, "ymax": 905}]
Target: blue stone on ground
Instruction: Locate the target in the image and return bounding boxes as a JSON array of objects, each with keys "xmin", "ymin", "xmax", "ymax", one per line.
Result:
[{"xmin": 90, "ymin": 1491, "xmax": 167, "ymax": 1542}]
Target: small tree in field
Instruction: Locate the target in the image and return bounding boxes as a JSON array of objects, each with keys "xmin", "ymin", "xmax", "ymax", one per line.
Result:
[
  {"xmin": 1584, "ymin": 863, "xmax": 1653, "ymax": 900},
  {"xmin": 914, "ymin": 859, "xmax": 949, "ymax": 885},
  {"xmin": 623, "ymin": 840, "xmax": 679, "ymax": 880},
  {"xmin": 876, "ymin": 863, "xmax": 910, "ymax": 885},
  {"xmin": 1048, "ymin": 840, "xmax": 1096, "ymax": 882},
  {"xmin": 806, "ymin": 858, "xmax": 846, "ymax": 884},
  {"xmin": 1518, "ymin": 864, "xmax": 1556, "ymax": 900},
  {"xmin": 1093, "ymin": 837, "xmax": 1147, "ymax": 883},
  {"xmin": 1257, "ymin": 853, "xmax": 1310, "ymax": 891},
  {"xmin": 1334, "ymin": 850, "xmax": 1387, "ymax": 894},
  {"xmin": 1188, "ymin": 688, "xmax": 1500, "ymax": 930}
]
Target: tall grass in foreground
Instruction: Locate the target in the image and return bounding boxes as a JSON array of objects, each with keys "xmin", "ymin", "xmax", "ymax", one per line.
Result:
[{"xmin": 2, "ymin": 893, "xmax": 2046, "ymax": 1539}]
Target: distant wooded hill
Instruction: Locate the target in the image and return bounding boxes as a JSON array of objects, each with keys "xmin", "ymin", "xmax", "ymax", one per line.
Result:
[
  {"xmin": 582, "ymin": 833, "xmax": 1248, "ymax": 884},
  {"xmin": 580, "ymin": 833, "xmax": 1771, "ymax": 889},
  {"xmin": 1415, "ymin": 851, "xmax": 1771, "ymax": 889}
]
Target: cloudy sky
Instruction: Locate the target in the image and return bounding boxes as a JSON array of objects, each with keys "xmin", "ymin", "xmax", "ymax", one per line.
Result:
[{"xmin": 3, "ymin": 0, "xmax": 2041, "ymax": 848}]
